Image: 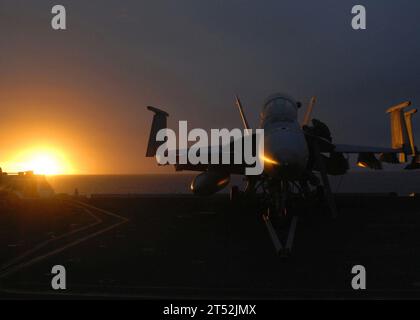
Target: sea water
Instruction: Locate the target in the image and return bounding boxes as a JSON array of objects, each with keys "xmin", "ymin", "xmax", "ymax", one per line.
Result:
[{"xmin": 46, "ymin": 171, "xmax": 420, "ymax": 196}]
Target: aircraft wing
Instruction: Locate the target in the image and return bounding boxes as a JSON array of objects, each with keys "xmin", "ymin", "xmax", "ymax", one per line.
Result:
[
  {"xmin": 334, "ymin": 144, "xmax": 402, "ymax": 154},
  {"xmin": 175, "ymin": 160, "xmax": 247, "ymax": 175},
  {"xmin": 159, "ymin": 146, "xmax": 249, "ymax": 175}
]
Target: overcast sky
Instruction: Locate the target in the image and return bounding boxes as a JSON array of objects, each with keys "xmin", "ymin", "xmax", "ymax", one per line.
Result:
[{"xmin": 0, "ymin": 0, "xmax": 419, "ymax": 173}]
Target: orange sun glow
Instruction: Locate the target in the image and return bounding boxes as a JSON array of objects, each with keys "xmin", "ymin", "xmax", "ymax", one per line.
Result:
[{"xmin": 2, "ymin": 148, "xmax": 74, "ymax": 175}]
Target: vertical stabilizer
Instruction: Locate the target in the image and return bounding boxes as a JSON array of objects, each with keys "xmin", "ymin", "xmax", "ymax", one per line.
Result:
[
  {"xmin": 302, "ymin": 96, "xmax": 317, "ymax": 127},
  {"xmin": 404, "ymin": 109, "xmax": 418, "ymax": 156},
  {"xmin": 235, "ymin": 95, "xmax": 251, "ymax": 133},
  {"xmin": 386, "ymin": 101, "xmax": 411, "ymax": 162},
  {"xmin": 146, "ymin": 106, "xmax": 169, "ymax": 157}
]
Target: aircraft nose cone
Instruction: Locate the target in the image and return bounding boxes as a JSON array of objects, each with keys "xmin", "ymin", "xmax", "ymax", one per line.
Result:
[
  {"xmin": 263, "ymin": 154, "xmax": 302, "ymax": 179},
  {"xmin": 263, "ymin": 132, "xmax": 308, "ymax": 179}
]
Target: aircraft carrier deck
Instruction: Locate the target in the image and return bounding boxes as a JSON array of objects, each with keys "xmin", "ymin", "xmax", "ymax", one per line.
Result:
[{"xmin": 1, "ymin": 193, "xmax": 420, "ymax": 299}]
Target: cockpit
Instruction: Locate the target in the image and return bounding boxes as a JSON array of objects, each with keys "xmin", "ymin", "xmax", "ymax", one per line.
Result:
[{"xmin": 260, "ymin": 93, "xmax": 299, "ymax": 128}]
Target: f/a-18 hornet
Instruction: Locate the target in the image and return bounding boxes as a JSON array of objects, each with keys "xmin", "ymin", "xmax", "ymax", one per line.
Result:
[{"xmin": 146, "ymin": 94, "xmax": 419, "ymax": 255}]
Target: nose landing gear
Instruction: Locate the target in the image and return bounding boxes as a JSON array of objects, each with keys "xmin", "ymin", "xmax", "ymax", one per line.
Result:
[
  {"xmin": 263, "ymin": 213, "xmax": 298, "ymax": 258},
  {"xmin": 262, "ymin": 181, "xmax": 298, "ymax": 257}
]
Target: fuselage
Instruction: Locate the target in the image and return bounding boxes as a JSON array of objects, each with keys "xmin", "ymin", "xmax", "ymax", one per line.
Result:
[
  {"xmin": 260, "ymin": 93, "xmax": 309, "ymax": 180},
  {"xmin": 190, "ymin": 93, "xmax": 310, "ymax": 195}
]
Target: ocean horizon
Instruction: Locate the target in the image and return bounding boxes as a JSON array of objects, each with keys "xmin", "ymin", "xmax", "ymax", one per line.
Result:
[{"xmin": 45, "ymin": 171, "xmax": 420, "ymax": 196}]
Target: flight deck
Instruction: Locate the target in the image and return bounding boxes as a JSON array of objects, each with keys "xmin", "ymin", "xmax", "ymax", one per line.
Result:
[{"xmin": 0, "ymin": 194, "xmax": 420, "ymax": 299}]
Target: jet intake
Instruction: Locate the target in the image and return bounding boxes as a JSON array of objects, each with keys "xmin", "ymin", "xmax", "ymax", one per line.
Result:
[
  {"xmin": 190, "ymin": 171, "xmax": 230, "ymax": 196},
  {"xmin": 357, "ymin": 153, "xmax": 382, "ymax": 170}
]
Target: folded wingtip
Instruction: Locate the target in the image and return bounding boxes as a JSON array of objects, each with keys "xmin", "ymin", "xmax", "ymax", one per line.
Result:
[{"xmin": 147, "ymin": 106, "xmax": 169, "ymax": 117}]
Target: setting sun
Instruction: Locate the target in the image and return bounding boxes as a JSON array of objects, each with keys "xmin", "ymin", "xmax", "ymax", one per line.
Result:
[
  {"xmin": 25, "ymin": 153, "xmax": 62, "ymax": 175},
  {"xmin": 1, "ymin": 147, "xmax": 74, "ymax": 175}
]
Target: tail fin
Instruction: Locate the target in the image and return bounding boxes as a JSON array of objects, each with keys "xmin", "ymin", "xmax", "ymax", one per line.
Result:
[
  {"xmin": 404, "ymin": 108, "xmax": 420, "ymax": 170},
  {"xmin": 302, "ymin": 96, "xmax": 317, "ymax": 127},
  {"xmin": 404, "ymin": 109, "xmax": 418, "ymax": 156},
  {"xmin": 235, "ymin": 95, "xmax": 251, "ymax": 133},
  {"xmin": 386, "ymin": 101, "xmax": 412, "ymax": 162},
  {"xmin": 146, "ymin": 106, "xmax": 169, "ymax": 157}
]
